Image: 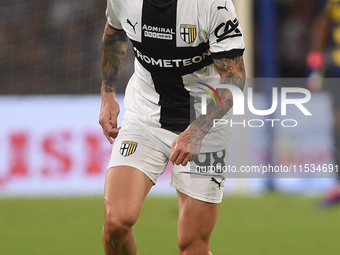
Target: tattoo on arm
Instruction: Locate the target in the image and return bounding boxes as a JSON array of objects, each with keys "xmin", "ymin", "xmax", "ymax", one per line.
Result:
[
  {"xmin": 193, "ymin": 56, "xmax": 246, "ymax": 135},
  {"xmin": 213, "ymin": 56, "xmax": 246, "ymax": 90},
  {"xmin": 101, "ymin": 23, "xmax": 128, "ymax": 93}
]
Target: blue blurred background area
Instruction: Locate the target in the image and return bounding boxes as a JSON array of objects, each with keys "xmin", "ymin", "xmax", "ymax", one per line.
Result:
[{"xmin": 0, "ymin": 0, "xmax": 339, "ymax": 197}]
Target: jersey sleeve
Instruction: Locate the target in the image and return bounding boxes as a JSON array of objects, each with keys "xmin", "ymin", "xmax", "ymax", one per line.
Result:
[
  {"xmin": 207, "ymin": 0, "xmax": 245, "ymax": 59},
  {"xmin": 106, "ymin": 0, "xmax": 123, "ymax": 30}
]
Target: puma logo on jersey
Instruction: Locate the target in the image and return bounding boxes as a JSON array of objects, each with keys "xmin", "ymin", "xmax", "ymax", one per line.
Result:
[
  {"xmin": 217, "ymin": 1, "xmax": 228, "ymax": 11},
  {"xmin": 210, "ymin": 177, "xmax": 225, "ymax": 190},
  {"xmin": 214, "ymin": 18, "xmax": 242, "ymax": 43},
  {"xmin": 127, "ymin": 19, "xmax": 138, "ymax": 34}
]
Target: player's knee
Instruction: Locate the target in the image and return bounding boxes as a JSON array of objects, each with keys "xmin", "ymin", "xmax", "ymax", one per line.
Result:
[
  {"xmin": 103, "ymin": 211, "xmax": 136, "ymax": 243},
  {"xmin": 178, "ymin": 236, "xmax": 210, "ymax": 255}
]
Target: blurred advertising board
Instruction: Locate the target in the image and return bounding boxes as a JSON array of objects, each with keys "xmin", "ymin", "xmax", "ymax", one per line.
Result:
[
  {"xmin": 0, "ymin": 96, "xmax": 112, "ymax": 196},
  {"xmin": 0, "ymin": 92, "xmax": 335, "ymax": 197},
  {"xmin": 0, "ymin": 95, "xmax": 175, "ymax": 197}
]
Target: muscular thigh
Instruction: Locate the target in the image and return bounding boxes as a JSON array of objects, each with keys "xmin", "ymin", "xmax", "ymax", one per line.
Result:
[
  {"xmin": 104, "ymin": 118, "xmax": 172, "ymax": 222},
  {"xmin": 177, "ymin": 191, "xmax": 220, "ymax": 244},
  {"xmin": 104, "ymin": 166, "xmax": 153, "ymax": 224}
]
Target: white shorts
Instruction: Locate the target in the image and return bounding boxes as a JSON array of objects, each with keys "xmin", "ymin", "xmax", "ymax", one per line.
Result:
[{"xmin": 108, "ymin": 114, "xmax": 232, "ymax": 203}]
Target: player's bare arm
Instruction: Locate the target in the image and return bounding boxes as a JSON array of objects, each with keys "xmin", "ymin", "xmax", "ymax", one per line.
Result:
[
  {"xmin": 99, "ymin": 23, "xmax": 128, "ymax": 144},
  {"xmin": 170, "ymin": 56, "xmax": 246, "ymax": 166}
]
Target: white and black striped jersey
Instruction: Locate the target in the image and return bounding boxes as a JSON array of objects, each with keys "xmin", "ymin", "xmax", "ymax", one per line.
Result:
[{"xmin": 106, "ymin": 0, "xmax": 245, "ymax": 132}]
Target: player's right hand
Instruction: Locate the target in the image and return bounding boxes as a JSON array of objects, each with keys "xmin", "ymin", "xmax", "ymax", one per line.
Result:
[{"xmin": 99, "ymin": 92, "xmax": 121, "ymax": 144}]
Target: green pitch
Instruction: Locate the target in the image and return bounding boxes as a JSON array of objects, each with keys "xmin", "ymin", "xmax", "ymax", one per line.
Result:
[{"xmin": 0, "ymin": 193, "xmax": 340, "ymax": 255}]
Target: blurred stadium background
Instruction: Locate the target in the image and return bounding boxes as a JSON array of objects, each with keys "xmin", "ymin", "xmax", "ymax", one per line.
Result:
[{"xmin": 1, "ymin": 0, "xmax": 340, "ymax": 254}]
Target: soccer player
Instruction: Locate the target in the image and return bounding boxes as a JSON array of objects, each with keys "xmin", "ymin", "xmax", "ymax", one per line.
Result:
[
  {"xmin": 99, "ymin": 0, "xmax": 246, "ymax": 254},
  {"xmin": 306, "ymin": 0, "xmax": 340, "ymax": 207}
]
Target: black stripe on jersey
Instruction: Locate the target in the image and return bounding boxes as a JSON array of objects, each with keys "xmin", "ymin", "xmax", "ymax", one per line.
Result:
[
  {"xmin": 151, "ymin": 74, "xmax": 196, "ymax": 132},
  {"xmin": 129, "ymin": 0, "xmax": 212, "ymax": 132},
  {"xmin": 210, "ymin": 49, "xmax": 245, "ymax": 59},
  {"xmin": 146, "ymin": 0, "xmax": 176, "ymax": 8}
]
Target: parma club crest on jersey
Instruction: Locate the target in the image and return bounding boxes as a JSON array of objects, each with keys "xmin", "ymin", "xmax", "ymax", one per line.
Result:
[
  {"xmin": 180, "ymin": 24, "xmax": 197, "ymax": 44},
  {"xmin": 120, "ymin": 141, "xmax": 138, "ymax": 157}
]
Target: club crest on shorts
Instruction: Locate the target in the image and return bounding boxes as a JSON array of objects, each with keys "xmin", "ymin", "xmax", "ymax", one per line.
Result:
[
  {"xmin": 180, "ymin": 24, "xmax": 196, "ymax": 44},
  {"xmin": 120, "ymin": 141, "xmax": 138, "ymax": 157}
]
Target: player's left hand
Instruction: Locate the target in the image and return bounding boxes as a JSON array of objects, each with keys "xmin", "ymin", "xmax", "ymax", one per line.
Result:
[{"xmin": 170, "ymin": 126, "xmax": 203, "ymax": 166}]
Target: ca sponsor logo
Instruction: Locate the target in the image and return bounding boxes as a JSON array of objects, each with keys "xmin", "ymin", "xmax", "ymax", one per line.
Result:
[{"xmin": 214, "ymin": 18, "xmax": 242, "ymax": 43}]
